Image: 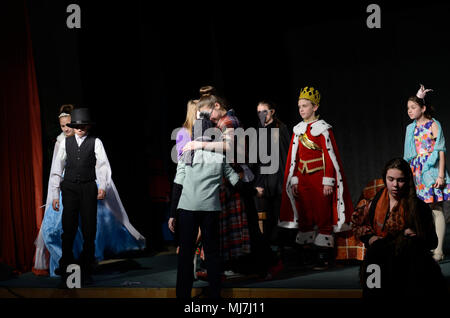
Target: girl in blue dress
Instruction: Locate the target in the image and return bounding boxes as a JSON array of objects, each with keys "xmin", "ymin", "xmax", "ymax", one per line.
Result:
[
  {"xmin": 404, "ymin": 85, "xmax": 450, "ymax": 262},
  {"xmin": 33, "ymin": 105, "xmax": 145, "ymax": 277}
]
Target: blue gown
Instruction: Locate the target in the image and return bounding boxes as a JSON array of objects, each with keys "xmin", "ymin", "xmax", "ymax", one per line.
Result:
[
  {"xmin": 34, "ymin": 133, "xmax": 146, "ymax": 277},
  {"xmin": 41, "ymin": 190, "xmax": 145, "ymax": 277}
]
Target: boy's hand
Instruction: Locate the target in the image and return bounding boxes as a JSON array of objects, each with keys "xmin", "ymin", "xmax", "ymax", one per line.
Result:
[
  {"xmin": 256, "ymin": 187, "xmax": 264, "ymax": 198},
  {"xmin": 168, "ymin": 217, "xmax": 176, "ymax": 233},
  {"xmin": 52, "ymin": 199, "xmax": 60, "ymax": 211},
  {"xmin": 291, "ymin": 184, "xmax": 299, "ymax": 198},
  {"xmin": 323, "ymin": 185, "xmax": 333, "ymax": 196},
  {"xmin": 368, "ymin": 236, "xmax": 381, "ymax": 246},
  {"xmin": 97, "ymin": 189, "xmax": 106, "ymax": 200}
]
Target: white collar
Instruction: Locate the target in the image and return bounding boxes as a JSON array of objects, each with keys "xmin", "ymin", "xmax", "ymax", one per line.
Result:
[
  {"xmin": 75, "ymin": 134, "xmax": 88, "ymax": 140},
  {"xmin": 293, "ymin": 119, "xmax": 331, "ymax": 137}
]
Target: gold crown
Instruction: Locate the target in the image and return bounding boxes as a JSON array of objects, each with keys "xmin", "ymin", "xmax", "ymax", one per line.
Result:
[{"xmin": 299, "ymin": 86, "xmax": 320, "ymax": 105}]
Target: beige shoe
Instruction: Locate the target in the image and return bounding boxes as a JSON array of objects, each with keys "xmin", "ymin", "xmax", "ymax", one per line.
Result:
[{"xmin": 433, "ymin": 251, "xmax": 445, "ymax": 262}]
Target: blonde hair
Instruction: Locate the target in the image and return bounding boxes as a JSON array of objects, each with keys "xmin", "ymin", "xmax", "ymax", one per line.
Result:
[{"xmin": 183, "ymin": 99, "xmax": 198, "ymax": 137}]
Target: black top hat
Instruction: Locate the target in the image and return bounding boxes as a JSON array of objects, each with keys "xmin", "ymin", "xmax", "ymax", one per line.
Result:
[{"xmin": 66, "ymin": 108, "xmax": 95, "ymax": 128}]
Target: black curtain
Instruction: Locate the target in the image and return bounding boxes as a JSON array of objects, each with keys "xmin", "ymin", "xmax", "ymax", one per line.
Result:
[{"xmin": 27, "ymin": 1, "xmax": 450, "ymax": 222}]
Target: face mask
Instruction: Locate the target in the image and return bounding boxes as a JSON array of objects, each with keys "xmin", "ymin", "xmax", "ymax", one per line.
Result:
[
  {"xmin": 198, "ymin": 110, "xmax": 212, "ymax": 121},
  {"xmin": 258, "ymin": 110, "xmax": 268, "ymax": 127},
  {"xmin": 192, "ymin": 117, "xmax": 215, "ymax": 140}
]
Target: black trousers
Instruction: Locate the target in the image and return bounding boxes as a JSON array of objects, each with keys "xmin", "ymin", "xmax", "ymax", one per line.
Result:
[
  {"xmin": 176, "ymin": 209, "xmax": 221, "ymax": 299},
  {"xmin": 59, "ymin": 180, "xmax": 98, "ymax": 275},
  {"xmin": 241, "ymin": 194, "xmax": 277, "ymax": 276},
  {"xmin": 254, "ymin": 193, "xmax": 282, "ymax": 244}
]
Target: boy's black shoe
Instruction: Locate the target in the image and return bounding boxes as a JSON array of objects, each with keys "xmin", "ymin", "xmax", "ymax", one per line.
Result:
[
  {"xmin": 313, "ymin": 247, "xmax": 333, "ymax": 271},
  {"xmin": 298, "ymin": 245, "xmax": 315, "ymax": 267},
  {"xmin": 82, "ymin": 275, "xmax": 94, "ymax": 286},
  {"xmin": 57, "ymin": 274, "xmax": 69, "ymax": 289},
  {"xmin": 81, "ymin": 268, "xmax": 94, "ymax": 287}
]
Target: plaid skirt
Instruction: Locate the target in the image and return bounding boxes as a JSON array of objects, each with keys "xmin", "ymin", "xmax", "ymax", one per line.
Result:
[{"xmin": 219, "ymin": 180, "xmax": 251, "ymax": 261}]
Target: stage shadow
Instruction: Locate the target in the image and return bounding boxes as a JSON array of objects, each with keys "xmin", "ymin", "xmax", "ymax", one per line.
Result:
[{"xmin": 94, "ymin": 259, "xmax": 148, "ymax": 275}]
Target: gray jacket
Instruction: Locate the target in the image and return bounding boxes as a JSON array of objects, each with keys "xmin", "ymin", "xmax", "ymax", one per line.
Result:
[{"xmin": 174, "ymin": 149, "xmax": 240, "ymax": 211}]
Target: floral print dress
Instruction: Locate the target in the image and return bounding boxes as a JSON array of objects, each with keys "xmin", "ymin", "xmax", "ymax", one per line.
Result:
[{"xmin": 410, "ymin": 120, "xmax": 450, "ymax": 203}]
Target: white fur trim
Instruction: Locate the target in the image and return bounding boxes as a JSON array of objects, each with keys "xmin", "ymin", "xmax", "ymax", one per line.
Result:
[
  {"xmin": 284, "ymin": 126, "xmax": 301, "ymax": 226},
  {"xmin": 314, "ymin": 233, "xmax": 335, "ymax": 248},
  {"xmin": 310, "ymin": 120, "xmax": 332, "ymax": 136},
  {"xmin": 334, "ymin": 222, "xmax": 352, "ymax": 233},
  {"xmin": 322, "ymin": 177, "xmax": 335, "ymax": 186},
  {"xmin": 321, "ymin": 128, "xmax": 347, "ymax": 232},
  {"xmin": 290, "ymin": 176, "xmax": 299, "ymax": 185},
  {"xmin": 293, "ymin": 121, "xmax": 308, "ymax": 135},
  {"xmin": 292, "ymin": 119, "xmax": 330, "ymax": 136},
  {"xmin": 278, "ymin": 221, "xmax": 298, "ymax": 229},
  {"xmin": 295, "ymin": 231, "xmax": 316, "ymax": 245}
]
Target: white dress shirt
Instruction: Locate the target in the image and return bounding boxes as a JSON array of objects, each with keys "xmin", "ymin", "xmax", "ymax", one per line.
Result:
[{"xmin": 50, "ymin": 134, "xmax": 112, "ymax": 200}]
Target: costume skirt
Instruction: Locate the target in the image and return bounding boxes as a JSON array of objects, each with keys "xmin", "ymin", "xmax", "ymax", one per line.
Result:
[
  {"xmin": 38, "ymin": 189, "xmax": 145, "ymax": 277},
  {"xmin": 219, "ymin": 180, "xmax": 251, "ymax": 262},
  {"xmin": 410, "ymin": 154, "xmax": 450, "ymax": 203}
]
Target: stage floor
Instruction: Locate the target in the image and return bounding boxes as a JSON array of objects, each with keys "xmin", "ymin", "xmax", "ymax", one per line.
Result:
[{"xmin": 1, "ymin": 240, "xmax": 450, "ymax": 299}]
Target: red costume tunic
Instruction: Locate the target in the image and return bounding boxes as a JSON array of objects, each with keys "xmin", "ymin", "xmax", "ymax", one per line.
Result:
[{"xmin": 279, "ymin": 119, "xmax": 353, "ymax": 247}]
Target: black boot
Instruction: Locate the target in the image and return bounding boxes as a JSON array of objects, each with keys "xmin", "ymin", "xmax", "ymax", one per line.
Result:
[
  {"xmin": 80, "ymin": 262, "xmax": 95, "ymax": 287},
  {"xmin": 54, "ymin": 267, "xmax": 63, "ymax": 276},
  {"xmin": 57, "ymin": 272, "xmax": 69, "ymax": 289},
  {"xmin": 297, "ymin": 244, "xmax": 315, "ymax": 268},
  {"xmin": 313, "ymin": 247, "xmax": 333, "ymax": 271}
]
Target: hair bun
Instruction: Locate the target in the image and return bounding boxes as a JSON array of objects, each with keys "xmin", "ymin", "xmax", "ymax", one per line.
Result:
[
  {"xmin": 59, "ymin": 104, "xmax": 74, "ymax": 115},
  {"xmin": 199, "ymin": 85, "xmax": 217, "ymax": 97}
]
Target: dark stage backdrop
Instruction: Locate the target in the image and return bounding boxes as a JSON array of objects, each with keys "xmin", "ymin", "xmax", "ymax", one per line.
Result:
[{"xmin": 26, "ymin": 1, "xmax": 450, "ymax": 240}]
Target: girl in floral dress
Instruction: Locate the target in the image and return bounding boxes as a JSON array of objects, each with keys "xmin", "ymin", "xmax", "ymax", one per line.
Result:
[{"xmin": 404, "ymin": 84, "xmax": 450, "ymax": 262}]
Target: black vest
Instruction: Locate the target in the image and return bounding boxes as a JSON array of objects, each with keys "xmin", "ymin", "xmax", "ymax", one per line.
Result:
[{"xmin": 64, "ymin": 135, "xmax": 96, "ymax": 183}]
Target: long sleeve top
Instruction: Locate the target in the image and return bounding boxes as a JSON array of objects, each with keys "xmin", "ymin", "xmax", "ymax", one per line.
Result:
[
  {"xmin": 49, "ymin": 134, "xmax": 111, "ymax": 200},
  {"xmin": 174, "ymin": 149, "xmax": 240, "ymax": 211},
  {"xmin": 352, "ymin": 189, "xmax": 437, "ymax": 250}
]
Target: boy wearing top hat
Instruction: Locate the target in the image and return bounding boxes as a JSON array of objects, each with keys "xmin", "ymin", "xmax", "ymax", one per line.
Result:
[{"xmin": 50, "ymin": 108, "xmax": 111, "ymax": 286}]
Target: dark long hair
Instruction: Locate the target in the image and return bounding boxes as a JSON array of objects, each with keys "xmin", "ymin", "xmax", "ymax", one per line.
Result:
[
  {"xmin": 258, "ymin": 100, "xmax": 284, "ymax": 128},
  {"xmin": 196, "ymin": 85, "xmax": 228, "ymax": 111},
  {"xmin": 408, "ymin": 96, "xmax": 435, "ymax": 119},
  {"xmin": 382, "ymin": 158, "xmax": 424, "ymax": 238}
]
